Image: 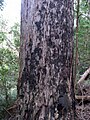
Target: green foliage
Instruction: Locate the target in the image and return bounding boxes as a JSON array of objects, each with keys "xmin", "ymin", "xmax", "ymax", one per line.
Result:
[
  {"xmin": 0, "ymin": 17, "xmax": 20, "ymax": 119},
  {"xmin": 74, "ymin": 0, "xmax": 90, "ymax": 79},
  {"xmin": 0, "ymin": 31, "xmax": 6, "ymax": 43},
  {"xmin": 0, "ymin": 17, "xmax": 7, "ymax": 43},
  {"xmin": 80, "ymin": 0, "xmax": 89, "ymax": 14},
  {"xmin": 78, "ymin": 19, "xmax": 90, "ymax": 74},
  {"xmin": 10, "ymin": 23, "xmax": 20, "ymax": 49}
]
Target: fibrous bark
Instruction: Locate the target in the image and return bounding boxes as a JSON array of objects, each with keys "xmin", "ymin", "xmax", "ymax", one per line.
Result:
[{"xmin": 18, "ymin": 0, "xmax": 75, "ymax": 120}]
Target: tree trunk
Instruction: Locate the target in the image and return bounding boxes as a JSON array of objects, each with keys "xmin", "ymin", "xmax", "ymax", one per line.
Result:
[
  {"xmin": 18, "ymin": 0, "xmax": 75, "ymax": 119},
  {"xmin": 74, "ymin": 0, "xmax": 80, "ymax": 84}
]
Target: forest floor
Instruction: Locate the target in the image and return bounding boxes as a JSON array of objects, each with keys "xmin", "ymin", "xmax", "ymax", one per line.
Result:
[
  {"xmin": 76, "ymin": 84, "xmax": 90, "ymax": 120},
  {"xmin": 5, "ymin": 84, "xmax": 90, "ymax": 120},
  {"xmin": 76, "ymin": 102, "xmax": 90, "ymax": 120}
]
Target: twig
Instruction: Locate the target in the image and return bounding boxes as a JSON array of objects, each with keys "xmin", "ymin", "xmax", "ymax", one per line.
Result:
[{"xmin": 3, "ymin": 107, "xmax": 12, "ymax": 117}]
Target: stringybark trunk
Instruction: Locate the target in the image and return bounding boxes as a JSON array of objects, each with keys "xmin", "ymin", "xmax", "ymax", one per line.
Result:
[{"xmin": 18, "ymin": 0, "xmax": 75, "ymax": 119}]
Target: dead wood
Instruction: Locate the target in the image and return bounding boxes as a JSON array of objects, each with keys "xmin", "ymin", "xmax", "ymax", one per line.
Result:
[
  {"xmin": 77, "ymin": 67, "xmax": 90, "ymax": 84},
  {"xmin": 75, "ymin": 95, "xmax": 90, "ymax": 101}
]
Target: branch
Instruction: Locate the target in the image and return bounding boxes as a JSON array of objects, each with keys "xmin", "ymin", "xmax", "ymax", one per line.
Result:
[
  {"xmin": 6, "ymin": 37, "xmax": 19, "ymax": 52},
  {"xmin": 77, "ymin": 67, "xmax": 90, "ymax": 84},
  {"xmin": 75, "ymin": 95, "xmax": 90, "ymax": 101},
  {"xmin": 3, "ymin": 108, "xmax": 12, "ymax": 117}
]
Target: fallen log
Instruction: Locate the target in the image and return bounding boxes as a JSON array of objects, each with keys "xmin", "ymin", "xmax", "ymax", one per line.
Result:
[
  {"xmin": 77, "ymin": 67, "xmax": 90, "ymax": 84},
  {"xmin": 75, "ymin": 95, "xmax": 90, "ymax": 101}
]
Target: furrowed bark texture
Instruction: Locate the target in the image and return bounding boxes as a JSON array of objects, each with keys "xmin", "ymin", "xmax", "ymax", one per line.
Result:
[{"xmin": 18, "ymin": 0, "xmax": 75, "ymax": 119}]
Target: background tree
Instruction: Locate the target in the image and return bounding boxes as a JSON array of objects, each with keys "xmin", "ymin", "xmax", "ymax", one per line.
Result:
[
  {"xmin": 74, "ymin": 0, "xmax": 90, "ymax": 82},
  {"xmin": 17, "ymin": 0, "xmax": 75, "ymax": 120}
]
